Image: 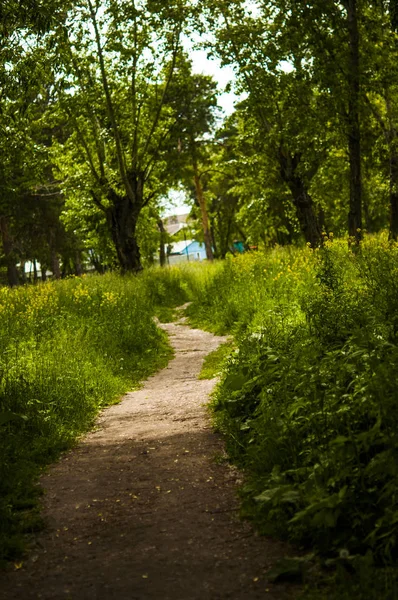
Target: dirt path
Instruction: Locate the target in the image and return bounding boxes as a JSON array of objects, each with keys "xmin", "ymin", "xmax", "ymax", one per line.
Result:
[{"xmin": 0, "ymin": 318, "xmax": 297, "ymax": 600}]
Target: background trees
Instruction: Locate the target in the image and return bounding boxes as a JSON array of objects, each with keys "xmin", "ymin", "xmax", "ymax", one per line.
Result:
[{"xmin": 3, "ymin": 0, "xmax": 398, "ymax": 281}]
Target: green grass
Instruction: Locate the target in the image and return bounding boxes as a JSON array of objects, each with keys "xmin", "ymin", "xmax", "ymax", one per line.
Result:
[
  {"xmin": 4, "ymin": 239, "xmax": 398, "ymax": 598},
  {"xmin": 169, "ymin": 235, "xmax": 398, "ymax": 598},
  {"xmin": 0, "ymin": 267, "xmax": 190, "ymax": 565},
  {"xmin": 198, "ymin": 341, "xmax": 234, "ymax": 380}
]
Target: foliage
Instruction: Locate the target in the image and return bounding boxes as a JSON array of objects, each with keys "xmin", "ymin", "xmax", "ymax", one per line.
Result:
[
  {"xmin": 198, "ymin": 341, "xmax": 234, "ymax": 380},
  {"xmin": 180, "ymin": 236, "xmax": 398, "ymax": 593},
  {"xmin": 50, "ymin": 0, "xmax": 192, "ymax": 272},
  {"xmin": 0, "ymin": 267, "xmax": 190, "ymax": 564}
]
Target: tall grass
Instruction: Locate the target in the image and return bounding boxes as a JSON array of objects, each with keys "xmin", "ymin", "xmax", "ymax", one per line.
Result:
[
  {"xmin": 0, "ymin": 269, "xmax": 189, "ymax": 563},
  {"xmin": 181, "ymin": 236, "xmax": 398, "ymax": 597}
]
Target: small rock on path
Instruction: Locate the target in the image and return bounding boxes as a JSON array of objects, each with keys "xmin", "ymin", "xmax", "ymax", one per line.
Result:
[{"xmin": 0, "ymin": 319, "xmax": 297, "ymax": 600}]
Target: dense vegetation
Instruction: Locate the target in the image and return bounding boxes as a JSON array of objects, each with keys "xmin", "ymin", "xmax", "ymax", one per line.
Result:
[
  {"xmin": 3, "ymin": 1, "xmax": 398, "ymax": 597},
  {"xmin": 2, "ymin": 237, "xmax": 398, "ymax": 598},
  {"xmin": 186, "ymin": 238, "xmax": 398, "ymax": 597},
  {"xmin": 0, "ymin": 269, "xmax": 189, "ymax": 564}
]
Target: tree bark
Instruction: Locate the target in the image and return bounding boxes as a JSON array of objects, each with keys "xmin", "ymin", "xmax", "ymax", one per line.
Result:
[
  {"xmin": 278, "ymin": 151, "xmax": 322, "ymax": 247},
  {"xmin": 192, "ymin": 159, "xmax": 214, "ymax": 261},
  {"xmin": 0, "ymin": 216, "xmax": 19, "ymax": 287},
  {"xmin": 48, "ymin": 229, "xmax": 61, "ymax": 279},
  {"xmin": 20, "ymin": 261, "xmax": 27, "ymax": 284},
  {"xmin": 157, "ymin": 218, "xmax": 167, "ymax": 267},
  {"xmin": 106, "ymin": 192, "xmax": 142, "ymax": 273},
  {"xmin": 347, "ymin": 0, "xmax": 362, "ymax": 240}
]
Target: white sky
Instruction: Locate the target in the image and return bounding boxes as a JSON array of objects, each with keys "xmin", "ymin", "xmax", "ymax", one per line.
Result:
[
  {"xmin": 190, "ymin": 48, "xmax": 238, "ymax": 116},
  {"xmin": 162, "ymin": 48, "xmax": 239, "ymax": 217}
]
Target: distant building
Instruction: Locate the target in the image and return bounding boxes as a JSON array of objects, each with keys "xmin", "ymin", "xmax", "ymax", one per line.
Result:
[
  {"xmin": 167, "ymin": 240, "xmax": 207, "ymax": 265},
  {"xmin": 164, "ymin": 213, "xmax": 190, "ymax": 236}
]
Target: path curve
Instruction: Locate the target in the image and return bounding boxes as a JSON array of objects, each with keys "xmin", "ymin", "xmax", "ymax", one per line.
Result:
[{"xmin": 0, "ymin": 319, "xmax": 296, "ymax": 600}]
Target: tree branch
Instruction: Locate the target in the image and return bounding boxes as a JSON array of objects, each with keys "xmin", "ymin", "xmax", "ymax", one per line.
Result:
[
  {"xmin": 140, "ymin": 26, "xmax": 181, "ymax": 167},
  {"xmin": 87, "ymin": 0, "xmax": 135, "ymax": 202}
]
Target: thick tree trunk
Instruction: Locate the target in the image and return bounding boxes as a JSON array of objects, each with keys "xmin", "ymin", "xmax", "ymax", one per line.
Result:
[
  {"xmin": 288, "ymin": 180, "xmax": 322, "ymax": 247},
  {"xmin": 0, "ymin": 215, "xmax": 19, "ymax": 287},
  {"xmin": 157, "ymin": 219, "xmax": 167, "ymax": 267},
  {"xmin": 279, "ymin": 151, "xmax": 322, "ymax": 247},
  {"xmin": 389, "ymin": 152, "xmax": 398, "ymax": 240},
  {"xmin": 192, "ymin": 159, "xmax": 214, "ymax": 262},
  {"xmin": 347, "ymin": 0, "xmax": 362, "ymax": 240},
  {"xmin": 106, "ymin": 192, "xmax": 142, "ymax": 273}
]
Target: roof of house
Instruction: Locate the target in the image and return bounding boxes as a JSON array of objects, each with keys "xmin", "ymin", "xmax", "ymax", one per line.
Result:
[
  {"xmin": 165, "ymin": 222, "xmax": 188, "ymax": 236},
  {"xmin": 169, "ymin": 240, "xmax": 195, "ymax": 255},
  {"xmin": 164, "ymin": 213, "xmax": 190, "ymax": 225}
]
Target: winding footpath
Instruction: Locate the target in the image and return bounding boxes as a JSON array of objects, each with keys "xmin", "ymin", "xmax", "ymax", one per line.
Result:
[{"xmin": 0, "ymin": 317, "xmax": 296, "ymax": 600}]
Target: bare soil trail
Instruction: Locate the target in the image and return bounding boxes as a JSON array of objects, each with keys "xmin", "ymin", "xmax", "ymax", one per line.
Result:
[{"xmin": 0, "ymin": 315, "xmax": 298, "ymax": 600}]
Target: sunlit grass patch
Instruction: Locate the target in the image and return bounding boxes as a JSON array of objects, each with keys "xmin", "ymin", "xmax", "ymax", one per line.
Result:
[
  {"xmin": 198, "ymin": 341, "xmax": 234, "ymax": 380},
  {"xmin": 0, "ymin": 268, "xmax": 188, "ymax": 564}
]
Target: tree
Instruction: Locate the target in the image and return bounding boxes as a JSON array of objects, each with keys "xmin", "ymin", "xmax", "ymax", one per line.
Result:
[
  {"xmin": 53, "ymin": 0, "xmax": 190, "ymax": 272},
  {"xmin": 200, "ymin": 0, "xmax": 325, "ymax": 246}
]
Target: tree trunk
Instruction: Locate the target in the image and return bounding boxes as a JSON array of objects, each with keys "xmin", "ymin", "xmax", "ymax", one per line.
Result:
[
  {"xmin": 48, "ymin": 229, "xmax": 61, "ymax": 279},
  {"xmin": 157, "ymin": 218, "xmax": 167, "ymax": 267},
  {"xmin": 91, "ymin": 254, "xmax": 106, "ymax": 274},
  {"xmin": 289, "ymin": 182, "xmax": 322, "ymax": 247},
  {"xmin": 279, "ymin": 151, "xmax": 322, "ymax": 247},
  {"xmin": 51, "ymin": 250, "xmax": 61, "ymax": 279},
  {"xmin": 106, "ymin": 192, "xmax": 142, "ymax": 273},
  {"xmin": 20, "ymin": 261, "xmax": 27, "ymax": 284},
  {"xmin": 210, "ymin": 224, "xmax": 218, "ymax": 258},
  {"xmin": 0, "ymin": 215, "xmax": 19, "ymax": 287},
  {"xmin": 33, "ymin": 259, "xmax": 38, "ymax": 283},
  {"xmin": 74, "ymin": 251, "xmax": 83, "ymax": 276},
  {"xmin": 347, "ymin": 0, "xmax": 362, "ymax": 241},
  {"xmin": 390, "ymin": 151, "xmax": 398, "ymax": 240},
  {"xmin": 192, "ymin": 162, "xmax": 214, "ymax": 261},
  {"xmin": 219, "ymin": 216, "xmax": 232, "ymax": 259}
]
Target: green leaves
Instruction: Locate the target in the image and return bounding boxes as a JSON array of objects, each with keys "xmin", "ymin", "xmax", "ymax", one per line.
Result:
[{"xmin": 199, "ymin": 239, "xmax": 398, "ymax": 565}]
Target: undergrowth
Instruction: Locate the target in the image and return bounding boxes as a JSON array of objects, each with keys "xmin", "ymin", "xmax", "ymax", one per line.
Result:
[
  {"xmin": 181, "ymin": 235, "xmax": 398, "ymax": 597},
  {"xmin": 0, "ymin": 267, "xmax": 189, "ymax": 565},
  {"xmin": 198, "ymin": 341, "xmax": 234, "ymax": 380}
]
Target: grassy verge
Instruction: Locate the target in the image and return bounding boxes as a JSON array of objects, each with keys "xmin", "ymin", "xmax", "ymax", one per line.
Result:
[
  {"xmin": 0, "ymin": 268, "xmax": 190, "ymax": 565},
  {"xmin": 198, "ymin": 341, "xmax": 234, "ymax": 380},
  {"xmin": 176, "ymin": 236, "xmax": 398, "ymax": 598}
]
